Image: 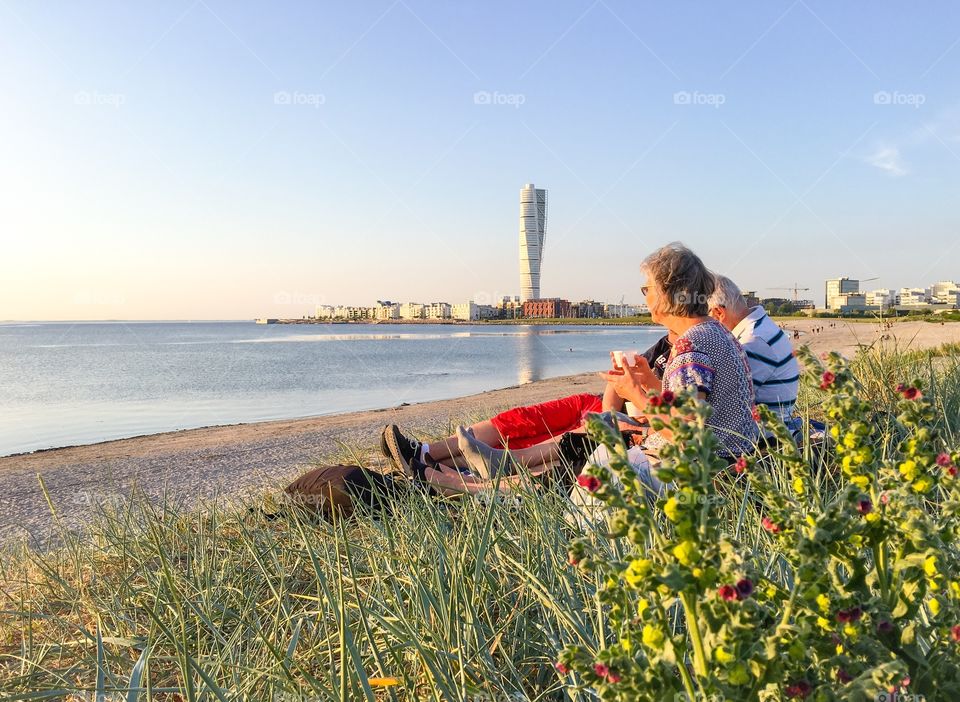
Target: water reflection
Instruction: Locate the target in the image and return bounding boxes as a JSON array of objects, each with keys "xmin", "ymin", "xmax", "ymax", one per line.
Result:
[{"xmin": 516, "ymin": 327, "xmax": 543, "ymax": 384}]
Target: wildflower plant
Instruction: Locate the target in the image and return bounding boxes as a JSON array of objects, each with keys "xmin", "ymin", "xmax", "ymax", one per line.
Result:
[{"xmin": 558, "ymin": 347, "xmax": 960, "ymax": 700}]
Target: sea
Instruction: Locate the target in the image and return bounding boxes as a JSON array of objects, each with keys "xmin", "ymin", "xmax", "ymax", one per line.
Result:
[{"xmin": 0, "ymin": 321, "xmax": 666, "ymax": 457}]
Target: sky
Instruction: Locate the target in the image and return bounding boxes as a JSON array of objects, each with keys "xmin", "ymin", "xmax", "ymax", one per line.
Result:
[{"xmin": 2, "ymin": 1, "xmax": 959, "ymax": 320}]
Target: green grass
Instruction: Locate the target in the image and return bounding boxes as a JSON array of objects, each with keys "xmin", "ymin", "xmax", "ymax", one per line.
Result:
[{"xmin": 2, "ymin": 345, "xmax": 958, "ymax": 700}]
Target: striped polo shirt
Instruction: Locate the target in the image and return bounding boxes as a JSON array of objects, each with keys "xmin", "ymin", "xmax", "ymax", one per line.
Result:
[{"xmin": 732, "ymin": 306, "xmax": 799, "ymax": 422}]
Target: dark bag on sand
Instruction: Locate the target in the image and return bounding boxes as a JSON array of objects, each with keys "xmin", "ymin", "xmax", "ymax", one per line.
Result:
[{"xmin": 284, "ymin": 464, "xmax": 404, "ymax": 520}]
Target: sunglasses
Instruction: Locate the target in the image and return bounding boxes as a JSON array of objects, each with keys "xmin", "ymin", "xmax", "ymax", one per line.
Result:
[{"xmin": 641, "ymin": 286, "xmax": 650, "ymax": 296}]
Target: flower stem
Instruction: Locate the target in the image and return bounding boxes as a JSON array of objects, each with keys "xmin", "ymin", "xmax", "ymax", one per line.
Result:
[{"xmin": 680, "ymin": 593, "xmax": 709, "ymax": 677}]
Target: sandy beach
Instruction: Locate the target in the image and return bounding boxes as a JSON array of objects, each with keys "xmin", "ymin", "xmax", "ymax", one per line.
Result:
[{"xmin": 2, "ymin": 318, "xmax": 957, "ymax": 547}]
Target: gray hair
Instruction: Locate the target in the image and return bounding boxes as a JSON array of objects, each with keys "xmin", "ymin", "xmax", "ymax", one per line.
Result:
[
  {"xmin": 708, "ymin": 274, "xmax": 748, "ymax": 312},
  {"xmin": 641, "ymin": 242, "xmax": 715, "ymax": 317}
]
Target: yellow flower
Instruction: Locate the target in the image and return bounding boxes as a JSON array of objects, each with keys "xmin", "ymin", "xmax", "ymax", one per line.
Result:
[
  {"xmin": 816, "ymin": 594, "xmax": 830, "ymax": 612},
  {"xmin": 850, "ymin": 474, "xmax": 869, "ymax": 489},
  {"xmin": 842, "ymin": 455, "xmax": 855, "ymax": 473},
  {"xmin": 929, "ymin": 598, "xmax": 941, "ymax": 616},
  {"xmin": 950, "ymin": 581, "xmax": 960, "ymax": 597},
  {"xmin": 913, "ymin": 476, "xmax": 933, "ymax": 493},
  {"xmin": 663, "ymin": 496, "xmax": 681, "ymax": 522},
  {"xmin": 817, "ymin": 616, "xmax": 832, "ymax": 631},
  {"xmin": 843, "ymin": 624, "xmax": 858, "ymax": 640},
  {"xmin": 843, "ymin": 433, "xmax": 859, "ymax": 449},
  {"xmin": 620, "ymin": 636, "xmax": 633, "ymax": 653},
  {"xmin": 792, "ymin": 478, "xmax": 805, "ymax": 495},
  {"xmin": 924, "ymin": 555, "xmax": 938, "ymax": 577},
  {"xmin": 830, "ymin": 425, "xmax": 841, "ymax": 440},
  {"xmin": 865, "ymin": 512, "xmax": 880, "ymax": 524},
  {"xmin": 899, "ymin": 460, "xmax": 919, "ymax": 481},
  {"xmin": 805, "ymin": 515, "xmax": 817, "ymax": 528},
  {"xmin": 624, "ymin": 558, "xmax": 652, "ymax": 587},
  {"xmin": 714, "ymin": 645, "xmax": 735, "ymax": 664},
  {"xmin": 849, "ymin": 534, "xmax": 864, "ymax": 549},
  {"xmin": 728, "ymin": 663, "xmax": 749, "ymax": 686},
  {"xmin": 836, "ymin": 643, "xmax": 845, "ymax": 654},
  {"xmin": 642, "ymin": 624, "xmax": 665, "ymax": 650},
  {"xmin": 637, "ymin": 599, "xmax": 650, "ymax": 617},
  {"xmin": 672, "ymin": 540, "xmax": 700, "ymax": 567},
  {"xmin": 692, "ymin": 567, "xmax": 703, "ymax": 578}
]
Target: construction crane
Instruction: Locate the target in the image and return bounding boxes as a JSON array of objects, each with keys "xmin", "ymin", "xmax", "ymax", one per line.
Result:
[{"xmin": 767, "ymin": 284, "xmax": 811, "ymax": 303}]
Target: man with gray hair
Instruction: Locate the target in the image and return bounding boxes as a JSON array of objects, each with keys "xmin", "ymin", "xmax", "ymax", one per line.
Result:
[{"xmin": 708, "ymin": 275, "xmax": 800, "ymax": 429}]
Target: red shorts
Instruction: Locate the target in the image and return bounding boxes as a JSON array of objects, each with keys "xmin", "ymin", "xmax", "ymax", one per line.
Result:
[{"xmin": 489, "ymin": 393, "xmax": 603, "ymax": 449}]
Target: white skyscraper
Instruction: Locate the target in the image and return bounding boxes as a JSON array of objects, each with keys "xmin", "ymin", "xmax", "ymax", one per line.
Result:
[{"xmin": 519, "ymin": 183, "xmax": 548, "ymax": 302}]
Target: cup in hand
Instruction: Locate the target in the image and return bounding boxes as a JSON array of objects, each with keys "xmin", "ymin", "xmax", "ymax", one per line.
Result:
[{"xmin": 612, "ymin": 349, "xmax": 641, "ymax": 369}]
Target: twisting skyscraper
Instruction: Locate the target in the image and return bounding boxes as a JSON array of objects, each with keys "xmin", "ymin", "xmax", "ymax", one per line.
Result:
[{"xmin": 519, "ymin": 183, "xmax": 548, "ymax": 302}]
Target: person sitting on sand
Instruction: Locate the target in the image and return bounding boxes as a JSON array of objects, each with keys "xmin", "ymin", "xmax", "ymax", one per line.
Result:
[
  {"xmin": 707, "ymin": 275, "xmax": 801, "ymax": 432},
  {"xmin": 403, "ymin": 271, "xmax": 798, "ymax": 483},
  {"xmin": 380, "ymin": 333, "xmax": 673, "ymax": 474},
  {"xmin": 411, "ymin": 243, "xmax": 758, "ymax": 502}
]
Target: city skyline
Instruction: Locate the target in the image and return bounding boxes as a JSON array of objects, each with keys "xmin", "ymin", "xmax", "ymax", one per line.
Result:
[{"xmin": 2, "ymin": 2, "xmax": 960, "ymax": 320}]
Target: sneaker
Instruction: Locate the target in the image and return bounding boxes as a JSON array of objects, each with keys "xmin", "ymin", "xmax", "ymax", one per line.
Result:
[{"xmin": 381, "ymin": 424, "xmax": 422, "ymax": 472}]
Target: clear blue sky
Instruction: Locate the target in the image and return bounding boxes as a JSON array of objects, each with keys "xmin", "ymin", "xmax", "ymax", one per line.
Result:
[{"xmin": 2, "ymin": 1, "xmax": 959, "ymax": 319}]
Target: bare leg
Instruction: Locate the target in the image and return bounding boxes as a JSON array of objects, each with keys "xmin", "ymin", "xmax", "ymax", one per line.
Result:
[
  {"xmin": 426, "ymin": 420, "xmax": 503, "ymax": 462},
  {"xmin": 458, "ymin": 428, "xmax": 564, "ymax": 478}
]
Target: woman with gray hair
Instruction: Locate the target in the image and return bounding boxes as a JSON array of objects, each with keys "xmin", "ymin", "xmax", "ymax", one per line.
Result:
[{"xmin": 601, "ymin": 242, "xmax": 757, "ymax": 459}]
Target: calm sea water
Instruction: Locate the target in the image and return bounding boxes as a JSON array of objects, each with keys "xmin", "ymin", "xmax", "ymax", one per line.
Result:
[{"xmin": 0, "ymin": 321, "xmax": 665, "ymax": 456}]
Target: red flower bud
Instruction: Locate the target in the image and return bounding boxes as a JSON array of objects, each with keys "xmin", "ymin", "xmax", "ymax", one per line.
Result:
[
  {"xmin": 835, "ymin": 607, "xmax": 863, "ymax": 624},
  {"xmin": 949, "ymin": 466, "xmax": 958, "ymax": 478},
  {"xmin": 762, "ymin": 516, "xmax": 781, "ymax": 534},
  {"xmin": 751, "ymin": 406, "xmax": 761, "ymax": 421},
  {"xmin": 902, "ymin": 386, "xmax": 922, "ymax": 400},
  {"xmin": 577, "ymin": 474, "xmax": 601, "ymax": 492},
  {"xmin": 895, "ymin": 383, "xmax": 906, "ymax": 393},
  {"xmin": 736, "ymin": 578, "xmax": 754, "ymax": 598},
  {"xmin": 607, "ymin": 671, "xmax": 622, "ymax": 683},
  {"xmin": 555, "ymin": 661, "xmax": 570, "ymax": 675},
  {"xmin": 567, "ymin": 553, "xmax": 580, "ymax": 567},
  {"xmin": 718, "ymin": 584, "xmax": 739, "ymax": 601},
  {"xmin": 820, "ymin": 371, "xmax": 836, "ymax": 390},
  {"xmin": 648, "ymin": 394, "xmax": 662, "ymax": 407},
  {"xmin": 734, "ymin": 456, "xmax": 749, "ymax": 474},
  {"xmin": 936, "ymin": 453, "xmax": 952, "ymax": 467},
  {"xmin": 785, "ymin": 680, "xmax": 812, "ymax": 699},
  {"xmin": 660, "ymin": 390, "xmax": 675, "ymax": 405},
  {"xmin": 880, "ymin": 492, "xmax": 891, "ymax": 505},
  {"xmin": 593, "ymin": 663, "xmax": 609, "ymax": 678},
  {"xmin": 856, "ymin": 498, "xmax": 872, "ymax": 515},
  {"xmin": 951, "ymin": 625, "xmax": 960, "ymax": 642}
]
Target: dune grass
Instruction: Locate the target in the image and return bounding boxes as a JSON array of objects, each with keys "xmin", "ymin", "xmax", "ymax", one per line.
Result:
[{"xmin": 1, "ymin": 345, "xmax": 958, "ymax": 700}]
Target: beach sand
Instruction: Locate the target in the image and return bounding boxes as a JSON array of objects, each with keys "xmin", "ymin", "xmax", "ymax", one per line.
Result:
[{"xmin": 2, "ymin": 318, "xmax": 957, "ymax": 546}]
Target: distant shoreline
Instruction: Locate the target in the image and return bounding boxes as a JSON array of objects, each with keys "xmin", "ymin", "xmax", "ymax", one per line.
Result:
[{"xmin": 259, "ymin": 316, "xmax": 657, "ymax": 326}]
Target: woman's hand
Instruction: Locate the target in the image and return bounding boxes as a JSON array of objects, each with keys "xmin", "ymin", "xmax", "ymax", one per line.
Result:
[{"xmin": 598, "ymin": 356, "xmax": 660, "ymax": 406}]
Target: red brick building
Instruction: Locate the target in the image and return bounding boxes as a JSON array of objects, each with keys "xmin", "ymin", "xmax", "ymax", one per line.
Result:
[{"xmin": 522, "ymin": 298, "xmax": 572, "ymax": 318}]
